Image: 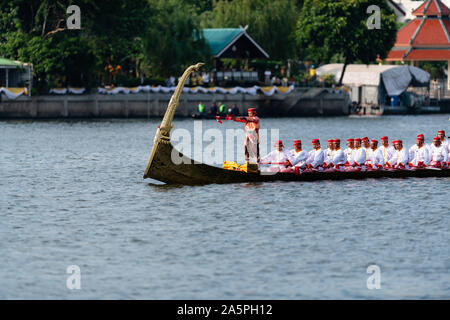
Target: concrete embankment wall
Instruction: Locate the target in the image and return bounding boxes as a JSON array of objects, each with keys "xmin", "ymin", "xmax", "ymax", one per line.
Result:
[
  {"xmin": 439, "ymin": 99, "xmax": 450, "ymax": 113},
  {"xmin": 0, "ymin": 90, "xmax": 350, "ymax": 119}
]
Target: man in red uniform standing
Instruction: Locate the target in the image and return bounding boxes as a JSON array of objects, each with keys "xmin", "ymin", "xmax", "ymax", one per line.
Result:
[{"xmin": 233, "ymin": 107, "xmax": 260, "ymax": 163}]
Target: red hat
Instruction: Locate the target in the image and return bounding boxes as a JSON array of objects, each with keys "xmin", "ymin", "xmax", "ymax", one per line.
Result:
[
  {"xmin": 433, "ymin": 136, "xmax": 440, "ymax": 141},
  {"xmin": 328, "ymin": 139, "xmax": 333, "ymax": 143},
  {"xmin": 274, "ymin": 140, "xmax": 283, "ymax": 146},
  {"xmin": 417, "ymin": 134, "xmax": 424, "ymax": 140},
  {"xmin": 293, "ymin": 140, "xmax": 301, "ymax": 145},
  {"xmin": 393, "ymin": 140, "xmax": 402, "ymax": 144},
  {"xmin": 333, "ymin": 139, "xmax": 340, "ymax": 143},
  {"xmin": 347, "ymin": 138, "xmax": 354, "ymax": 142},
  {"xmin": 361, "ymin": 137, "xmax": 369, "ymax": 141},
  {"xmin": 438, "ymin": 130, "xmax": 445, "ymax": 134},
  {"xmin": 371, "ymin": 139, "xmax": 378, "ymax": 143},
  {"xmin": 248, "ymin": 108, "xmax": 256, "ymax": 112},
  {"xmin": 354, "ymin": 138, "xmax": 361, "ymax": 142},
  {"xmin": 380, "ymin": 136, "xmax": 388, "ymax": 140},
  {"xmin": 312, "ymin": 139, "xmax": 320, "ymax": 144}
]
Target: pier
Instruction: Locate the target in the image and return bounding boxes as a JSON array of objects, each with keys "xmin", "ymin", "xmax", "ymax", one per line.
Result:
[{"xmin": 0, "ymin": 89, "xmax": 351, "ymax": 119}]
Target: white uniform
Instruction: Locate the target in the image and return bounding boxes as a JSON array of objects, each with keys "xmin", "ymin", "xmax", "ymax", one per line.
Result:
[
  {"xmin": 440, "ymin": 139, "xmax": 450, "ymax": 159},
  {"xmin": 441, "ymin": 138, "xmax": 450, "ymax": 159},
  {"xmin": 331, "ymin": 148, "xmax": 346, "ymax": 166},
  {"xmin": 379, "ymin": 145, "xmax": 395, "ymax": 166},
  {"xmin": 306, "ymin": 148, "xmax": 325, "ymax": 169},
  {"xmin": 367, "ymin": 148, "xmax": 385, "ymax": 167},
  {"xmin": 352, "ymin": 147, "xmax": 366, "ymax": 166},
  {"xmin": 324, "ymin": 148, "xmax": 333, "ymax": 164},
  {"xmin": 344, "ymin": 147, "xmax": 354, "ymax": 163},
  {"xmin": 288, "ymin": 149, "xmax": 308, "ymax": 168},
  {"xmin": 409, "ymin": 145, "xmax": 430, "ymax": 166},
  {"xmin": 261, "ymin": 149, "xmax": 290, "ymax": 171},
  {"xmin": 362, "ymin": 147, "xmax": 371, "ymax": 165},
  {"xmin": 447, "ymin": 139, "xmax": 450, "ymax": 161},
  {"xmin": 426, "ymin": 144, "xmax": 432, "ymax": 156},
  {"xmin": 429, "ymin": 144, "xmax": 448, "ymax": 165},
  {"xmin": 408, "ymin": 145, "xmax": 416, "ymax": 162},
  {"xmin": 391, "ymin": 148, "xmax": 409, "ymax": 168}
]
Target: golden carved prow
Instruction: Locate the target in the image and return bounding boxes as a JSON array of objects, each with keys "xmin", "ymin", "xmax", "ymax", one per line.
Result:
[{"xmin": 144, "ymin": 62, "xmax": 204, "ymax": 178}]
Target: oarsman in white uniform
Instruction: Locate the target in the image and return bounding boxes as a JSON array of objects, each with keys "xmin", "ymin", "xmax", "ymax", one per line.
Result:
[
  {"xmin": 437, "ymin": 130, "xmax": 449, "ymax": 156},
  {"xmin": 344, "ymin": 138, "xmax": 354, "ymax": 165},
  {"xmin": 330, "ymin": 139, "xmax": 346, "ymax": 171},
  {"xmin": 391, "ymin": 140, "xmax": 410, "ymax": 169},
  {"xmin": 361, "ymin": 137, "xmax": 371, "ymax": 165},
  {"xmin": 323, "ymin": 139, "xmax": 334, "ymax": 166},
  {"xmin": 409, "ymin": 134, "xmax": 423, "ymax": 162},
  {"xmin": 367, "ymin": 139, "xmax": 384, "ymax": 169},
  {"xmin": 351, "ymin": 138, "xmax": 366, "ymax": 170},
  {"xmin": 306, "ymin": 139, "xmax": 325, "ymax": 171},
  {"xmin": 261, "ymin": 140, "xmax": 291, "ymax": 172},
  {"xmin": 285, "ymin": 140, "xmax": 308, "ymax": 173},
  {"xmin": 409, "ymin": 134, "xmax": 430, "ymax": 168},
  {"xmin": 428, "ymin": 136, "xmax": 448, "ymax": 168},
  {"xmin": 379, "ymin": 136, "xmax": 395, "ymax": 167}
]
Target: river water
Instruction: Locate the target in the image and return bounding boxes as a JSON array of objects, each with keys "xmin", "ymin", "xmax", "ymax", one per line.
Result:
[{"xmin": 1, "ymin": 114, "xmax": 449, "ymax": 299}]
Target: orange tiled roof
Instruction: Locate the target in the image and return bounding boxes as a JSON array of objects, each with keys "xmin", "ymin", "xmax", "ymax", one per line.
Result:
[
  {"xmin": 445, "ymin": 19, "xmax": 450, "ymax": 34},
  {"xmin": 413, "ymin": 0, "xmax": 450, "ymax": 16},
  {"xmin": 405, "ymin": 49, "xmax": 450, "ymax": 60},
  {"xmin": 412, "ymin": 18, "xmax": 450, "ymax": 45},
  {"xmin": 387, "ymin": 0, "xmax": 450, "ymax": 61},
  {"xmin": 386, "ymin": 49, "xmax": 408, "ymax": 61},
  {"xmin": 395, "ymin": 20, "xmax": 422, "ymax": 45}
]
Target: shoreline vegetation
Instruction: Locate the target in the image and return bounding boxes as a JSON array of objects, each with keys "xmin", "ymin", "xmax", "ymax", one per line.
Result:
[
  {"xmin": 0, "ymin": 0, "xmax": 388, "ymax": 95},
  {"xmin": 0, "ymin": 0, "xmax": 418, "ymax": 96}
]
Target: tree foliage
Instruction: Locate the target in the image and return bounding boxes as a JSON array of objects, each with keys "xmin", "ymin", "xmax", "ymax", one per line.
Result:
[
  {"xmin": 200, "ymin": 0, "xmax": 301, "ymax": 60},
  {"xmin": 144, "ymin": 0, "xmax": 209, "ymax": 77},
  {"xmin": 0, "ymin": 0, "xmax": 151, "ymax": 91},
  {"xmin": 295, "ymin": 0, "xmax": 397, "ymax": 84},
  {"xmin": 0, "ymin": 0, "xmax": 401, "ymax": 91}
]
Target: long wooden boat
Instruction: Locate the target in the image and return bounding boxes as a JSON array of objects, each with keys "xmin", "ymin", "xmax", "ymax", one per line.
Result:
[{"xmin": 143, "ymin": 63, "xmax": 450, "ymax": 185}]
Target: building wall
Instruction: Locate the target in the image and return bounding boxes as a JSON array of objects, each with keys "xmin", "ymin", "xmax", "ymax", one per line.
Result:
[{"xmin": 0, "ymin": 90, "xmax": 351, "ymax": 118}]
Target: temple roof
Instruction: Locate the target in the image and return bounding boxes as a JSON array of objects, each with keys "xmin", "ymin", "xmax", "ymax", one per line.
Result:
[
  {"xmin": 412, "ymin": 0, "xmax": 450, "ymax": 16},
  {"xmin": 387, "ymin": 0, "xmax": 450, "ymax": 61},
  {"xmin": 202, "ymin": 28, "xmax": 269, "ymax": 59}
]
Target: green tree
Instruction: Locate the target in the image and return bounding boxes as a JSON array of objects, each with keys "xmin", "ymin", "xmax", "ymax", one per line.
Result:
[
  {"xmin": 82, "ymin": 0, "xmax": 150, "ymax": 84},
  {"xmin": 0, "ymin": 1, "xmax": 97, "ymax": 91},
  {"xmin": 295, "ymin": 0, "xmax": 397, "ymax": 84},
  {"xmin": 200, "ymin": 0, "xmax": 300, "ymax": 60},
  {"xmin": 183, "ymin": 0, "xmax": 214, "ymax": 13},
  {"xmin": 144, "ymin": 0, "xmax": 209, "ymax": 77},
  {"xmin": 0, "ymin": 0, "xmax": 150, "ymax": 91}
]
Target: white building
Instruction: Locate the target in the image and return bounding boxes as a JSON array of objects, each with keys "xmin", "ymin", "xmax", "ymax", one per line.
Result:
[{"xmin": 315, "ymin": 64, "xmax": 430, "ymax": 112}]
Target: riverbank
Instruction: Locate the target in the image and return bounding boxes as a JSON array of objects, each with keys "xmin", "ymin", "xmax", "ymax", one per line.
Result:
[
  {"xmin": 1, "ymin": 90, "xmax": 449, "ymax": 119},
  {"xmin": 0, "ymin": 89, "xmax": 350, "ymax": 119}
]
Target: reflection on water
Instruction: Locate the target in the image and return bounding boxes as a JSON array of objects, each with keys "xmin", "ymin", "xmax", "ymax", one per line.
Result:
[{"xmin": 1, "ymin": 114, "xmax": 449, "ymax": 299}]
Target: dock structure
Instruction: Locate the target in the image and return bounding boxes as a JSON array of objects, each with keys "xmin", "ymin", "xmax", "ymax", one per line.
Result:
[{"xmin": 0, "ymin": 89, "xmax": 352, "ymax": 119}]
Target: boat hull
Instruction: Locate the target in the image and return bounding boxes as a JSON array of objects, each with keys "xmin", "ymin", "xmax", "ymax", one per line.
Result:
[{"xmin": 144, "ymin": 142, "xmax": 450, "ymax": 185}]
